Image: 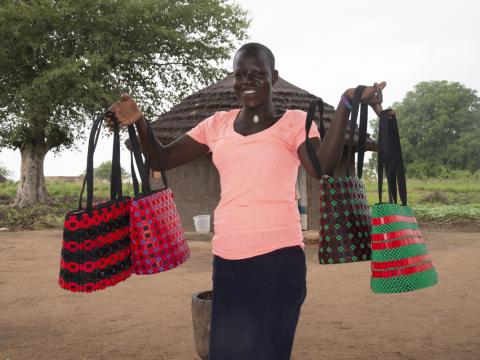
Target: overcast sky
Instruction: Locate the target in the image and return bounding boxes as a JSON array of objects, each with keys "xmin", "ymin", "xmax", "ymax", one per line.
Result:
[{"xmin": 1, "ymin": 0, "xmax": 479, "ymax": 180}]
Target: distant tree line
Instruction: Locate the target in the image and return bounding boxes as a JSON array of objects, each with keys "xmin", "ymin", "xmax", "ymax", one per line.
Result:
[{"xmin": 367, "ymin": 80, "xmax": 480, "ymax": 178}]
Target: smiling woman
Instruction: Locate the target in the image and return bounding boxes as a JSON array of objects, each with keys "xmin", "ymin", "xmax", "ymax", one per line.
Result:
[{"xmin": 106, "ymin": 42, "xmax": 388, "ymax": 359}]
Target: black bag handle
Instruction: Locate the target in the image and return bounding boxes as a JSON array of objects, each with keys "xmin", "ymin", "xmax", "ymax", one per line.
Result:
[
  {"xmin": 128, "ymin": 124, "xmax": 152, "ymax": 197},
  {"xmin": 78, "ymin": 112, "xmax": 123, "ymax": 210},
  {"xmin": 377, "ymin": 111, "xmax": 407, "ymax": 205},
  {"xmin": 345, "ymin": 86, "xmax": 368, "ymax": 177},
  {"xmin": 388, "ymin": 113, "xmax": 408, "ymax": 205},
  {"xmin": 305, "ymin": 86, "xmax": 368, "ymax": 178},
  {"xmin": 110, "ymin": 112, "xmax": 123, "ymax": 200},
  {"xmin": 378, "ymin": 110, "xmax": 399, "ymax": 204},
  {"xmin": 305, "ymin": 98, "xmax": 325, "ymax": 177},
  {"xmin": 145, "ymin": 119, "xmax": 169, "ymax": 189},
  {"xmin": 127, "ymin": 119, "xmax": 169, "ymax": 197}
]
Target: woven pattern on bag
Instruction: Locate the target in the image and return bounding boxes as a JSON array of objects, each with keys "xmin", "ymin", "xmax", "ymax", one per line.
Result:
[
  {"xmin": 130, "ymin": 188, "xmax": 190, "ymax": 275},
  {"xmin": 318, "ymin": 176, "xmax": 371, "ymax": 264},
  {"xmin": 370, "ymin": 203, "xmax": 438, "ymax": 293},
  {"xmin": 59, "ymin": 198, "xmax": 132, "ymax": 293}
]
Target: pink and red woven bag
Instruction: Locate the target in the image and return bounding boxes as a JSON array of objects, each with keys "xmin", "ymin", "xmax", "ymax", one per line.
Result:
[{"xmin": 127, "ymin": 122, "xmax": 190, "ymax": 275}]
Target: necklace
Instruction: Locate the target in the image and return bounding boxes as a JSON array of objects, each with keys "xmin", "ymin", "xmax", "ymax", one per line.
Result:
[{"xmin": 252, "ymin": 112, "xmax": 284, "ymax": 124}]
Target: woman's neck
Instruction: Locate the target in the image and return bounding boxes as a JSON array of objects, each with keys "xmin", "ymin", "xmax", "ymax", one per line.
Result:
[{"xmin": 240, "ymin": 103, "xmax": 278, "ymax": 123}]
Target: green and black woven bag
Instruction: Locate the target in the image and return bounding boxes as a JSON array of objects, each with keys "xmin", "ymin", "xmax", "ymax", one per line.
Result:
[
  {"xmin": 370, "ymin": 110, "xmax": 438, "ymax": 293},
  {"xmin": 305, "ymin": 86, "xmax": 371, "ymax": 264}
]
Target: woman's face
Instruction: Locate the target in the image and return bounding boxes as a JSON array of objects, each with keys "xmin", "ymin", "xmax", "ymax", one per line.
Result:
[{"xmin": 233, "ymin": 50, "xmax": 278, "ymax": 109}]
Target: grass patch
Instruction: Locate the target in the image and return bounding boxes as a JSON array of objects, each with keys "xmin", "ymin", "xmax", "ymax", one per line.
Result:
[
  {"xmin": 1, "ymin": 178, "xmax": 479, "ymax": 231},
  {"xmin": 364, "ymin": 178, "xmax": 480, "ymax": 206},
  {"xmin": 0, "ymin": 180, "xmax": 136, "ymax": 231},
  {"xmin": 412, "ymin": 204, "xmax": 480, "ymax": 223}
]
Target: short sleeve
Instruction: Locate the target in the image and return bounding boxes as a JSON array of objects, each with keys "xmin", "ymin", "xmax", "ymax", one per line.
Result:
[
  {"xmin": 185, "ymin": 113, "xmax": 216, "ymax": 147},
  {"xmin": 292, "ymin": 111, "xmax": 320, "ymax": 151}
]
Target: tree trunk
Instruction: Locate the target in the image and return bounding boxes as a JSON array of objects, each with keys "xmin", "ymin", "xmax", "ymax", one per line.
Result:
[{"xmin": 13, "ymin": 145, "xmax": 50, "ymax": 207}]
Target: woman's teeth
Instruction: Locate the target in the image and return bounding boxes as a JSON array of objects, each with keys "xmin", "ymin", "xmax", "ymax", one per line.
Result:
[{"xmin": 244, "ymin": 90, "xmax": 256, "ymax": 94}]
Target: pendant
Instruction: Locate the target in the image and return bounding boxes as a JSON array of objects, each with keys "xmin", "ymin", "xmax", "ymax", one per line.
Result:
[{"xmin": 253, "ymin": 115, "xmax": 259, "ymax": 123}]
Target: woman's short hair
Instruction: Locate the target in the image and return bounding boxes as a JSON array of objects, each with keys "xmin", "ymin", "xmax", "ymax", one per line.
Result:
[{"xmin": 234, "ymin": 43, "xmax": 275, "ymax": 71}]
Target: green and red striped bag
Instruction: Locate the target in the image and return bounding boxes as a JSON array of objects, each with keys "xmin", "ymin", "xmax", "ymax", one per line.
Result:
[{"xmin": 370, "ymin": 111, "xmax": 438, "ymax": 294}]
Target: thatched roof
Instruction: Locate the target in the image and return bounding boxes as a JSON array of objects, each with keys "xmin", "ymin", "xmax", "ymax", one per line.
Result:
[{"xmin": 150, "ymin": 73, "xmax": 377, "ymax": 151}]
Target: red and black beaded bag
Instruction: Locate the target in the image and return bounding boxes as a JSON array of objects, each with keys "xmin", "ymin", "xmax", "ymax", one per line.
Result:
[
  {"xmin": 59, "ymin": 113, "xmax": 132, "ymax": 293},
  {"xmin": 127, "ymin": 121, "xmax": 190, "ymax": 275},
  {"xmin": 305, "ymin": 87, "xmax": 372, "ymax": 264}
]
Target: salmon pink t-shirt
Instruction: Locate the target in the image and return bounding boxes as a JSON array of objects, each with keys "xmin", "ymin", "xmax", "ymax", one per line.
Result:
[{"xmin": 186, "ymin": 109, "xmax": 320, "ymax": 260}]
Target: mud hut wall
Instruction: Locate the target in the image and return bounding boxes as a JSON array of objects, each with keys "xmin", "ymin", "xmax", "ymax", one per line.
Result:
[{"xmin": 150, "ymin": 155, "xmax": 220, "ymax": 231}]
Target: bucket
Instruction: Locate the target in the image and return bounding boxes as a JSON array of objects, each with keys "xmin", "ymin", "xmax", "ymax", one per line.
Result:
[
  {"xmin": 193, "ymin": 215, "xmax": 211, "ymax": 233},
  {"xmin": 191, "ymin": 290, "xmax": 213, "ymax": 360}
]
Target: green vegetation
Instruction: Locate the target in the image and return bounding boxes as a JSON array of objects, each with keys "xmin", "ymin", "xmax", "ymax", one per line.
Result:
[
  {"xmin": 367, "ymin": 81, "xmax": 480, "ymax": 178},
  {"xmin": 0, "ymin": 180, "xmax": 136, "ymax": 230},
  {"xmin": 364, "ymin": 178, "xmax": 480, "ymax": 206},
  {"xmin": 93, "ymin": 161, "xmax": 129, "ymax": 181},
  {"xmin": 364, "ymin": 178, "xmax": 480, "ymax": 229},
  {"xmin": 1, "ymin": 178, "xmax": 479, "ymax": 231}
]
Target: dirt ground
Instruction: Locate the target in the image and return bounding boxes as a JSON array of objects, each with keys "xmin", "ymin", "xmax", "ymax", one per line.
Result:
[{"xmin": 1, "ymin": 229, "xmax": 479, "ymax": 360}]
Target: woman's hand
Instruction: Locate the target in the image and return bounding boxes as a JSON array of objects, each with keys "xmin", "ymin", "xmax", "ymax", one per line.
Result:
[
  {"xmin": 345, "ymin": 82, "xmax": 386, "ymax": 116},
  {"xmin": 105, "ymin": 93, "xmax": 143, "ymax": 130}
]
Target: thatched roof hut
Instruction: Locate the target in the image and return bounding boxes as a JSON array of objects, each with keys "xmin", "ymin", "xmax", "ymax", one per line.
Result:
[
  {"xmin": 151, "ymin": 73, "xmax": 376, "ymax": 150},
  {"xmin": 148, "ymin": 74, "xmax": 377, "ymax": 231},
  {"xmin": 0, "ymin": 174, "xmax": 6, "ymax": 183}
]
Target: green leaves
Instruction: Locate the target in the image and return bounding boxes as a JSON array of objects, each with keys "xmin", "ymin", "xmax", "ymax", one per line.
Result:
[
  {"xmin": 396, "ymin": 81, "xmax": 480, "ymax": 175},
  {"xmin": 367, "ymin": 81, "xmax": 480, "ymax": 178},
  {"xmin": 0, "ymin": 0, "xmax": 249, "ymax": 152},
  {"xmin": 93, "ymin": 161, "xmax": 129, "ymax": 181}
]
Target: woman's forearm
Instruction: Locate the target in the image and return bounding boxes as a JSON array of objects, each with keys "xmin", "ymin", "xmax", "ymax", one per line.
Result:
[{"xmin": 133, "ymin": 116, "xmax": 210, "ymax": 171}]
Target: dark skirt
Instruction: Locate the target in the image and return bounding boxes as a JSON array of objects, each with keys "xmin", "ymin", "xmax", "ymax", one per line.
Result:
[{"xmin": 209, "ymin": 245, "xmax": 307, "ymax": 360}]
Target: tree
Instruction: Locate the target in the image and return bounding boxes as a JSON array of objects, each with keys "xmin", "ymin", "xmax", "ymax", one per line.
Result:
[
  {"xmin": 368, "ymin": 81, "xmax": 480, "ymax": 178},
  {"xmin": 94, "ymin": 161, "xmax": 128, "ymax": 181},
  {"xmin": 0, "ymin": 0, "xmax": 249, "ymax": 207}
]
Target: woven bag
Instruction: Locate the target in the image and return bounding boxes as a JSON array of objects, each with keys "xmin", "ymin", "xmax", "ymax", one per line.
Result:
[
  {"xmin": 127, "ymin": 121, "xmax": 190, "ymax": 275},
  {"xmin": 370, "ymin": 110, "xmax": 438, "ymax": 293},
  {"xmin": 305, "ymin": 87, "xmax": 372, "ymax": 264},
  {"xmin": 59, "ymin": 113, "xmax": 132, "ymax": 293}
]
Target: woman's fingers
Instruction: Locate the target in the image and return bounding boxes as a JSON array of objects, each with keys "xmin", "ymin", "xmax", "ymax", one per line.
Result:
[
  {"xmin": 104, "ymin": 93, "xmax": 143, "ymax": 130},
  {"xmin": 121, "ymin": 93, "xmax": 132, "ymax": 102},
  {"xmin": 372, "ymin": 103, "xmax": 383, "ymax": 116},
  {"xmin": 362, "ymin": 81, "xmax": 387, "ymax": 106},
  {"xmin": 376, "ymin": 81, "xmax": 387, "ymax": 90}
]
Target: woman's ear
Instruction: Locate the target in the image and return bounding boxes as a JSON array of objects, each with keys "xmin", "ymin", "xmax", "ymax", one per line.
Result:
[{"xmin": 272, "ymin": 70, "xmax": 279, "ymax": 86}]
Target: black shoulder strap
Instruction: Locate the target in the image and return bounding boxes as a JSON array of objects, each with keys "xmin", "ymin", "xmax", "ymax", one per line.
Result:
[
  {"xmin": 127, "ymin": 119, "xmax": 170, "ymax": 197},
  {"xmin": 78, "ymin": 112, "xmax": 123, "ymax": 210},
  {"xmin": 128, "ymin": 124, "xmax": 152, "ymax": 196},
  {"xmin": 345, "ymin": 86, "xmax": 366, "ymax": 177},
  {"xmin": 145, "ymin": 120, "xmax": 169, "ymax": 189},
  {"xmin": 377, "ymin": 111, "xmax": 408, "ymax": 205},
  {"xmin": 305, "ymin": 98, "xmax": 325, "ymax": 177}
]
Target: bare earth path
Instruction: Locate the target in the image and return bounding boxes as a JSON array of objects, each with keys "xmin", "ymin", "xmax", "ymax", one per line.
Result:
[{"xmin": 1, "ymin": 229, "xmax": 479, "ymax": 360}]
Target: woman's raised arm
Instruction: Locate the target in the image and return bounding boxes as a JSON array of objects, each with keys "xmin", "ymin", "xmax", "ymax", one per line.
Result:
[
  {"xmin": 106, "ymin": 94, "xmax": 209, "ymax": 171},
  {"xmin": 298, "ymin": 82, "xmax": 387, "ymax": 178}
]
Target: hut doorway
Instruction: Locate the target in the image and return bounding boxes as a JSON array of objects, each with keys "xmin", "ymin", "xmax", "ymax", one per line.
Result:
[{"xmin": 297, "ymin": 167, "xmax": 309, "ymax": 230}]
